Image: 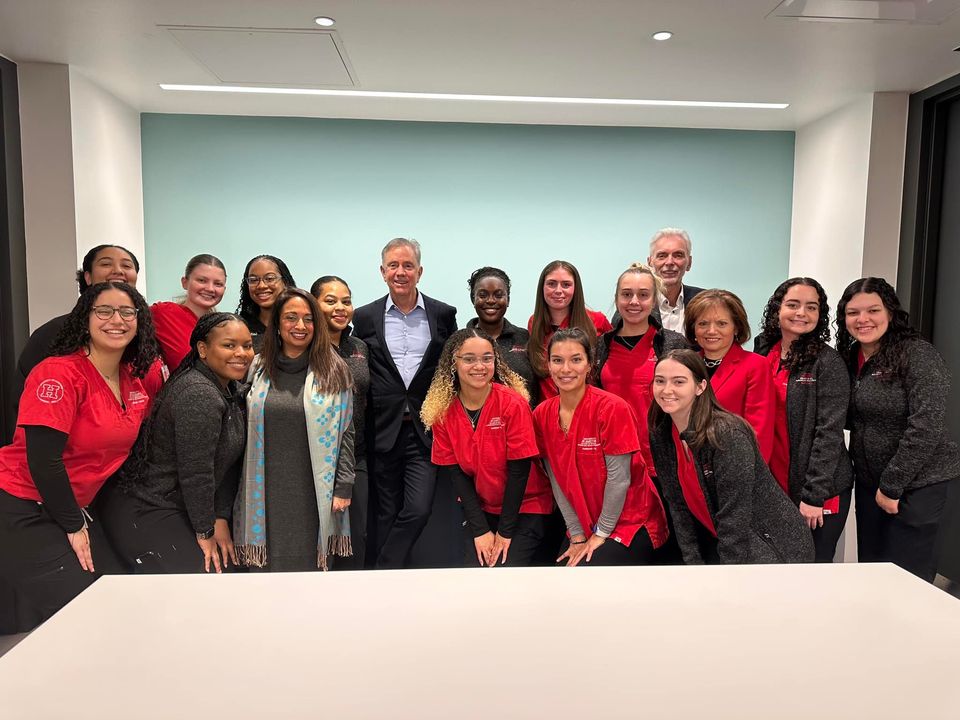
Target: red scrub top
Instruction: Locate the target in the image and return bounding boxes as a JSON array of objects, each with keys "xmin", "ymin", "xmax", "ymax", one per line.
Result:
[
  {"xmin": 151, "ymin": 301, "xmax": 199, "ymax": 372},
  {"xmin": 599, "ymin": 328, "xmax": 658, "ymax": 473},
  {"xmin": 529, "ymin": 309, "xmax": 613, "ymax": 402},
  {"xmin": 533, "ymin": 385, "xmax": 668, "ymax": 547},
  {"xmin": 0, "ymin": 351, "xmax": 150, "ymax": 507},
  {"xmin": 706, "ymin": 343, "xmax": 776, "ymax": 462},
  {"xmin": 673, "ymin": 424, "xmax": 717, "ymax": 537},
  {"xmin": 432, "ymin": 383, "xmax": 553, "ymax": 515}
]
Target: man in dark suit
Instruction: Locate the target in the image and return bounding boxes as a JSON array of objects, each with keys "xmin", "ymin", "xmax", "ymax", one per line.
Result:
[
  {"xmin": 647, "ymin": 227, "xmax": 704, "ymax": 333},
  {"xmin": 352, "ymin": 238, "xmax": 457, "ymax": 568}
]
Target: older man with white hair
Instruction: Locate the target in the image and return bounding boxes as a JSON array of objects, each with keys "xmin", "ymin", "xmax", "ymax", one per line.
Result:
[{"xmin": 647, "ymin": 227, "xmax": 704, "ymax": 333}]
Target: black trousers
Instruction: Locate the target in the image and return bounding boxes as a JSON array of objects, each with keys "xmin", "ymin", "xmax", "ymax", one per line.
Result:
[
  {"xmin": 0, "ymin": 489, "xmax": 125, "ymax": 629},
  {"xmin": 811, "ymin": 487, "xmax": 853, "ymax": 563},
  {"xmin": 557, "ymin": 527, "xmax": 656, "ymax": 567},
  {"xmin": 461, "ymin": 512, "xmax": 547, "ymax": 567},
  {"xmin": 651, "ymin": 475, "xmax": 684, "ymax": 565},
  {"xmin": 856, "ymin": 478, "xmax": 955, "ymax": 582},
  {"xmin": 97, "ymin": 484, "xmax": 206, "ymax": 574},
  {"xmin": 335, "ymin": 455, "xmax": 368, "ymax": 571},
  {"xmin": 373, "ymin": 422, "xmax": 437, "ymax": 569}
]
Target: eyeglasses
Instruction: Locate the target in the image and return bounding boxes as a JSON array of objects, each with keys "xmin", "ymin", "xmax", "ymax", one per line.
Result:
[
  {"xmin": 245, "ymin": 274, "xmax": 282, "ymax": 287},
  {"xmin": 281, "ymin": 314, "xmax": 314, "ymax": 325},
  {"xmin": 455, "ymin": 354, "xmax": 495, "ymax": 366},
  {"xmin": 92, "ymin": 305, "xmax": 138, "ymax": 321}
]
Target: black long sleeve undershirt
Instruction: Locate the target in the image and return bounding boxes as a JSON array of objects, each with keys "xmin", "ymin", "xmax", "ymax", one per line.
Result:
[
  {"xmin": 24, "ymin": 425, "xmax": 85, "ymax": 533},
  {"xmin": 497, "ymin": 458, "xmax": 531, "ymax": 539},
  {"xmin": 442, "ymin": 464, "xmax": 489, "ymax": 538},
  {"xmin": 440, "ymin": 459, "xmax": 531, "ymax": 540}
]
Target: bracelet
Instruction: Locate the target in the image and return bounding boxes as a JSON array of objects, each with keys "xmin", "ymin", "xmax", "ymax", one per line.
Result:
[
  {"xmin": 570, "ymin": 538, "xmax": 587, "ymax": 545},
  {"xmin": 196, "ymin": 528, "xmax": 215, "ymax": 540}
]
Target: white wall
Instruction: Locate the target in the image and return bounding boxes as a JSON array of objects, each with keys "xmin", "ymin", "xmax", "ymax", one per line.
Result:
[{"xmin": 69, "ymin": 69, "xmax": 146, "ymax": 296}]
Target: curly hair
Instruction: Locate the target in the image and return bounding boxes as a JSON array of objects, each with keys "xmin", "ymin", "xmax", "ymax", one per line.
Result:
[
  {"xmin": 755, "ymin": 277, "xmax": 831, "ymax": 372},
  {"xmin": 529, "ymin": 260, "xmax": 598, "ymax": 378},
  {"xmin": 835, "ymin": 277, "xmax": 919, "ymax": 379},
  {"xmin": 49, "ymin": 281, "xmax": 158, "ymax": 378},
  {"xmin": 236, "ymin": 255, "xmax": 297, "ymax": 327},
  {"xmin": 421, "ymin": 328, "xmax": 529, "ymax": 429},
  {"xmin": 468, "ymin": 266, "xmax": 511, "ymax": 302},
  {"xmin": 75, "ymin": 245, "xmax": 140, "ymax": 293}
]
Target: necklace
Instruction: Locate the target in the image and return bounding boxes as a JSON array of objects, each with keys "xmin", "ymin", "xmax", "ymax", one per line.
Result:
[
  {"xmin": 703, "ymin": 357, "xmax": 723, "ymax": 369},
  {"xmin": 461, "ymin": 401, "xmax": 483, "ymax": 430}
]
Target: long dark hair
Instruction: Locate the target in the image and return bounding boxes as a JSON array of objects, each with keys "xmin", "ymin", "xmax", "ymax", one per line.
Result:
[
  {"xmin": 76, "ymin": 245, "xmax": 140, "ymax": 293},
  {"xmin": 648, "ymin": 349, "xmax": 751, "ymax": 451},
  {"xmin": 755, "ymin": 277, "xmax": 830, "ymax": 372},
  {"xmin": 236, "ymin": 254, "xmax": 297, "ymax": 326},
  {"xmin": 50, "ymin": 281, "xmax": 158, "ymax": 378},
  {"xmin": 529, "ymin": 260, "xmax": 596, "ymax": 378},
  {"xmin": 259, "ymin": 288, "xmax": 351, "ymax": 392},
  {"xmin": 118, "ymin": 312, "xmax": 247, "ymax": 487},
  {"xmin": 835, "ymin": 277, "xmax": 919, "ymax": 378}
]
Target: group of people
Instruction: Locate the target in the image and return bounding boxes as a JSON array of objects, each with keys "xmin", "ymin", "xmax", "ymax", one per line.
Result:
[{"xmin": 1, "ymin": 227, "xmax": 957, "ymax": 631}]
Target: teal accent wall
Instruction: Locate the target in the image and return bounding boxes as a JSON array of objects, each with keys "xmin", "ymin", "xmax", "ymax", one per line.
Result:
[{"xmin": 141, "ymin": 114, "xmax": 794, "ymax": 330}]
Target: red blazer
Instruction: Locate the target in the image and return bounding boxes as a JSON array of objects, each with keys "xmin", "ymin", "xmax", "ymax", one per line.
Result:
[{"xmin": 707, "ymin": 343, "xmax": 776, "ymax": 462}]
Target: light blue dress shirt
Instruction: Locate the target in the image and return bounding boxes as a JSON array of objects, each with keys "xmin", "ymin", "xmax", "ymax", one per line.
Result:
[{"xmin": 384, "ymin": 292, "xmax": 430, "ymax": 389}]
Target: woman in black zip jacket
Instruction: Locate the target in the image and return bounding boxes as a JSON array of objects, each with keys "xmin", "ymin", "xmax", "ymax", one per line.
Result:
[
  {"xmin": 648, "ymin": 349, "xmax": 813, "ymax": 564},
  {"xmin": 754, "ymin": 277, "xmax": 854, "ymax": 562},
  {"xmin": 837, "ymin": 277, "xmax": 960, "ymax": 582}
]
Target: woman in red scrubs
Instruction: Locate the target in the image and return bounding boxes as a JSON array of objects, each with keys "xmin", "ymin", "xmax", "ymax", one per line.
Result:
[
  {"xmin": 0, "ymin": 281, "xmax": 158, "ymax": 626},
  {"xmin": 422, "ymin": 328, "xmax": 553, "ymax": 566},
  {"xmin": 528, "ymin": 260, "xmax": 612, "ymax": 402},
  {"xmin": 648, "ymin": 349, "xmax": 814, "ymax": 564},
  {"xmin": 684, "ymin": 289, "xmax": 775, "ymax": 461},
  {"xmin": 754, "ymin": 278, "xmax": 853, "ymax": 562},
  {"xmin": 151, "ymin": 254, "xmax": 227, "ymax": 371},
  {"xmin": 533, "ymin": 328, "xmax": 668, "ymax": 566}
]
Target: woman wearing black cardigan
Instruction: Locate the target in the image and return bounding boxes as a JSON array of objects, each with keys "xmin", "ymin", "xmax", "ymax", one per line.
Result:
[
  {"xmin": 648, "ymin": 349, "xmax": 813, "ymax": 564},
  {"xmin": 754, "ymin": 277, "xmax": 854, "ymax": 562},
  {"xmin": 838, "ymin": 277, "xmax": 960, "ymax": 582}
]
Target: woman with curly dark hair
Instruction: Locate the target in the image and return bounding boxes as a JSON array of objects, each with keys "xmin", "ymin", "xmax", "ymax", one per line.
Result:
[
  {"xmin": 837, "ymin": 277, "xmax": 960, "ymax": 581},
  {"xmin": 0, "ymin": 281, "xmax": 157, "ymax": 626},
  {"xmin": 754, "ymin": 278, "xmax": 853, "ymax": 562},
  {"xmin": 99, "ymin": 312, "xmax": 254, "ymax": 575},
  {"xmin": 422, "ymin": 328, "xmax": 553, "ymax": 567},
  {"xmin": 237, "ymin": 254, "xmax": 296, "ymax": 353}
]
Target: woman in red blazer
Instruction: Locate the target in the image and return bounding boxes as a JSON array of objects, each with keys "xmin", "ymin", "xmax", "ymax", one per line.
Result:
[{"xmin": 684, "ymin": 290, "xmax": 775, "ymax": 462}]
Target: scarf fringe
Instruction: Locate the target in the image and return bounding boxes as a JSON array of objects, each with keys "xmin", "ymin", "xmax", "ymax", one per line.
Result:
[
  {"xmin": 329, "ymin": 533, "xmax": 353, "ymax": 559},
  {"xmin": 236, "ymin": 544, "xmax": 267, "ymax": 568}
]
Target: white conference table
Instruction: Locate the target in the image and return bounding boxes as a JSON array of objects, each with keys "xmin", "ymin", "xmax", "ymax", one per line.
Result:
[{"xmin": 1, "ymin": 563, "xmax": 959, "ymax": 719}]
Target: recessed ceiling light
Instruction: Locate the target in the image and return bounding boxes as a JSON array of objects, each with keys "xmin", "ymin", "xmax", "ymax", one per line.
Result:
[
  {"xmin": 159, "ymin": 84, "xmax": 789, "ymax": 110},
  {"xmin": 314, "ymin": 16, "xmax": 335, "ymax": 27},
  {"xmin": 652, "ymin": 31, "xmax": 673, "ymax": 41}
]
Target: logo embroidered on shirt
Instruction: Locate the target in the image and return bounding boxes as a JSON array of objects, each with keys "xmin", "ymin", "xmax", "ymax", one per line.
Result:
[
  {"xmin": 510, "ymin": 345, "xmax": 526, "ymax": 353},
  {"xmin": 578, "ymin": 437, "xmax": 601, "ymax": 450},
  {"xmin": 796, "ymin": 373, "xmax": 817, "ymax": 384},
  {"xmin": 127, "ymin": 390, "xmax": 149, "ymax": 406},
  {"xmin": 36, "ymin": 379, "xmax": 65, "ymax": 404},
  {"xmin": 486, "ymin": 416, "xmax": 504, "ymax": 430}
]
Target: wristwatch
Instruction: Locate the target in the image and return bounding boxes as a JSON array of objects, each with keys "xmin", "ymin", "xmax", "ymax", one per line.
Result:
[{"xmin": 196, "ymin": 528, "xmax": 215, "ymax": 540}]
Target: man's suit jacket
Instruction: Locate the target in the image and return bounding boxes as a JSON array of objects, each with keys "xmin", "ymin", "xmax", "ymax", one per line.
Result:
[
  {"xmin": 352, "ymin": 293, "xmax": 457, "ymax": 453},
  {"xmin": 650, "ymin": 283, "xmax": 705, "ymax": 329}
]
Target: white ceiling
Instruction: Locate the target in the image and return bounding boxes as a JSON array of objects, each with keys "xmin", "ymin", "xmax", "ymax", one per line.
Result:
[{"xmin": 1, "ymin": 0, "xmax": 959, "ymax": 130}]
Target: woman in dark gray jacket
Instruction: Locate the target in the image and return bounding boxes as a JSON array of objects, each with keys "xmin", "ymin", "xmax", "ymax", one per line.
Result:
[
  {"xmin": 648, "ymin": 349, "xmax": 813, "ymax": 564},
  {"xmin": 838, "ymin": 277, "xmax": 960, "ymax": 581},
  {"xmin": 755, "ymin": 278, "xmax": 854, "ymax": 562}
]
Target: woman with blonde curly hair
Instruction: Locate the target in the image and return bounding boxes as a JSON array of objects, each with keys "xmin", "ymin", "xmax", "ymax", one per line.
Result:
[{"xmin": 422, "ymin": 328, "xmax": 553, "ymax": 567}]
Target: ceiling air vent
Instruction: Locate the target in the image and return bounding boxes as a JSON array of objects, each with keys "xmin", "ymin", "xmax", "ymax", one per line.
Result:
[{"xmin": 769, "ymin": 0, "xmax": 960, "ymax": 24}]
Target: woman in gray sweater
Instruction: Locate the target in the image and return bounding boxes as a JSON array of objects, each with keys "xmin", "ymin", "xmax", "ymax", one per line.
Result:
[
  {"xmin": 648, "ymin": 349, "xmax": 814, "ymax": 564},
  {"xmin": 838, "ymin": 277, "xmax": 960, "ymax": 581}
]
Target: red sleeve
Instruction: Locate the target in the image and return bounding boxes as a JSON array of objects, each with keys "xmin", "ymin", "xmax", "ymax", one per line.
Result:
[
  {"xmin": 743, "ymin": 355, "xmax": 776, "ymax": 462},
  {"xmin": 141, "ymin": 358, "xmax": 168, "ymax": 401},
  {"xmin": 430, "ymin": 413, "xmax": 459, "ymax": 466},
  {"xmin": 18, "ymin": 358, "xmax": 83, "ymax": 434},
  {"xmin": 527, "ymin": 314, "xmax": 535, "ymax": 333},
  {"xmin": 503, "ymin": 395, "xmax": 539, "ymax": 460},
  {"xmin": 151, "ymin": 303, "xmax": 192, "ymax": 371},
  {"xmin": 532, "ymin": 404, "xmax": 549, "ymax": 456},
  {"xmin": 588, "ymin": 309, "xmax": 613, "ymax": 335},
  {"xmin": 597, "ymin": 395, "xmax": 640, "ymax": 456}
]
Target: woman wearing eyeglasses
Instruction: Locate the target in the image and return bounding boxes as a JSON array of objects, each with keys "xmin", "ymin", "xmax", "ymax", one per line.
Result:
[
  {"xmin": 0, "ymin": 282, "xmax": 158, "ymax": 627},
  {"xmin": 237, "ymin": 254, "xmax": 296, "ymax": 353},
  {"xmin": 151, "ymin": 254, "xmax": 228, "ymax": 371},
  {"xmin": 233, "ymin": 288, "xmax": 355, "ymax": 571},
  {"xmin": 422, "ymin": 328, "xmax": 553, "ymax": 567}
]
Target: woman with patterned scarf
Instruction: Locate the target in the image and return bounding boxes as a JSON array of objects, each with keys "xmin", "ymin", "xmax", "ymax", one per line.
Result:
[{"xmin": 234, "ymin": 288, "xmax": 355, "ymax": 571}]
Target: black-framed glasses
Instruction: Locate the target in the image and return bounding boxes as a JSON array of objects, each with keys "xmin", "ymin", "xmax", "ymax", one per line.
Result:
[
  {"xmin": 245, "ymin": 274, "xmax": 282, "ymax": 287},
  {"xmin": 92, "ymin": 305, "xmax": 138, "ymax": 321}
]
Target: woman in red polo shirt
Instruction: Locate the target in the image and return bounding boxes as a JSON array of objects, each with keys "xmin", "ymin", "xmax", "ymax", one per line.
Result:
[
  {"xmin": 684, "ymin": 289, "xmax": 776, "ymax": 462},
  {"xmin": 422, "ymin": 328, "xmax": 553, "ymax": 566},
  {"xmin": 0, "ymin": 281, "xmax": 158, "ymax": 626},
  {"xmin": 528, "ymin": 260, "xmax": 612, "ymax": 402},
  {"xmin": 533, "ymin": 328, "xmax": 668, "ymax": 566}
]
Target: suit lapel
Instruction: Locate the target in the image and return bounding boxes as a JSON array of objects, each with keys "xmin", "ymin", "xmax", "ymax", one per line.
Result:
[
  {"xmin": 710, "ymin": 342, "xmax": 744, "ymax": 392},
  {"xmin": 373, "ymin": 296, "xmax": 404, "ymax": 382}
]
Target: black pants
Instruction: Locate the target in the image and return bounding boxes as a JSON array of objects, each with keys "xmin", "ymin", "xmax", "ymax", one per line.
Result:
[
  {"xmin": 0, "ymin": 489, "xmax": 125, "ymax": 628},
  {"xmin": 373, "ymin": 422, "xmax": 437, "ymax": 569},
  {"xmin": 651, "ymin": 475, "xmax": 684, "ymax": 565},
  {"xmin": 856, "ymin": 478, "xmax": 955, "ymax": 582},
  {"xmin": 98, "ymin": 484, "xmax": 206, "ymax": 574},
  {"xmin": 461, "ymin": 512, "xmax": 547, "ymax": 567},
  {"xmin": 811, "ymin": 487, "xmax": 852, "ymax": 563},
  {"xmin": 335, "ymin": 455, "xmax": 368, "ymax": 571},
  {"xmin": 557, "ymin": 527, "xmax": 656, "ymax": 567}
]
